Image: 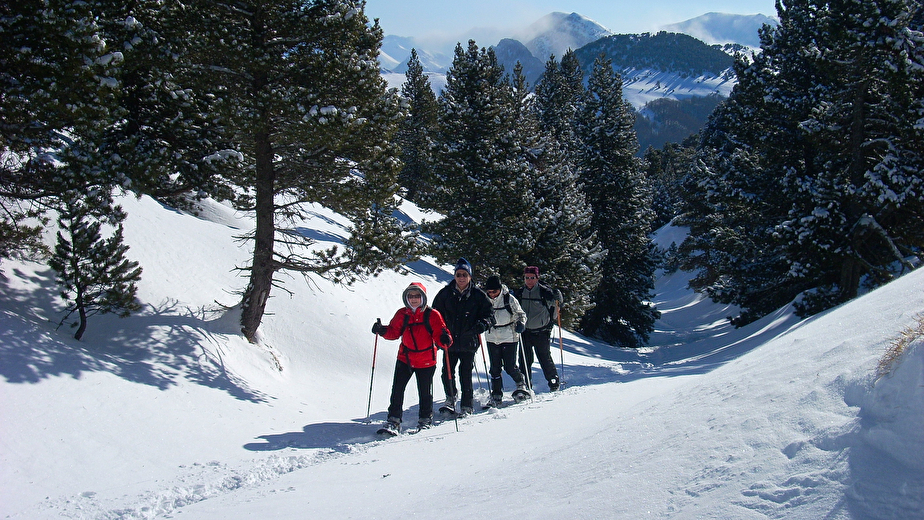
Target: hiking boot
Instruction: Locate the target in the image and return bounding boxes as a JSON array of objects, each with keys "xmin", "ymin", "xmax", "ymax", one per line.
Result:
[
  {"xmin": 489, "ymin": 395, "xmax": 503, "ymax": 407},
  {"xmin": 381, "ymin": 417, "xmax": 400, "ymax": 433},
  {"xmin": 460, "ymin": 406, "xmax": 474, "ymax": 417},
  {"xmin": 439, "ymin": 396, "xmax": 456, "ymax": 415},
  {"xmin": 417, "ymin": 417, "xmax": 432, "ymax": 430},
  {"xmin": 548, "ymin": 377, "xmax": 560, "ymax": 392}
]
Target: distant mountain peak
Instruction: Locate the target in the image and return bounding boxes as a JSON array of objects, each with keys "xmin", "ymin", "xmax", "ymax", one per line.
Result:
[
  {"xmin": 661, "ymin": 12, "xmax": 777, "ymax": 48},
  {"xmin": 518, "ymin": 11, "xmax": 613, "ymax": 62}
]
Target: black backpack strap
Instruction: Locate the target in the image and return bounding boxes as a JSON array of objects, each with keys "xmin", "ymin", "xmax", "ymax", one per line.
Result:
[
  {"xmin": 493, "ymin": 293, "xmax": 518, "ymax": 328},
  {"xmin": 401, "ymin": 307, "xmax": 435, "ymax": 352}
]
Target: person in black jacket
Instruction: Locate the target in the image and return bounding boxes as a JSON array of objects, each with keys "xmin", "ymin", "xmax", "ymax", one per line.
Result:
[
  {"xmin": 431, "ymin": 258, "xmax": 493, "ymax": 416},
  {"xmin": 515, "ymin": 266, "xmax": 563, "ymax": 392}
]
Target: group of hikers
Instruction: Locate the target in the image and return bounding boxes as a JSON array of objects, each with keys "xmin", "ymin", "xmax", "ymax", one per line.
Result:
[{"xmin": 371, "ymin": 258, "xmax": 563, "ymax": 435}]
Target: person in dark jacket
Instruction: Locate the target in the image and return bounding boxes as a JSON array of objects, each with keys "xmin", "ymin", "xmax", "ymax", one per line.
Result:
[
  {"xmin": 372, "ymin": 282, "xmax": 452, "ymax": 434},
  {"xmin": 431, "ymin": 258, "xmax": 493, "ymax": 415},
  {"xmin": 515, "ymin": 266, "xmax": 563, "ymax": 392}
]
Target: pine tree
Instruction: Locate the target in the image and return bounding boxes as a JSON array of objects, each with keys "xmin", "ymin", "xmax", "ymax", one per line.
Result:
[
  {"xmin": 1, "ymin": 0, "xmax": 115, "ymax": 261},
  {"xmin": 529, "ymin": 56, "xmax": 603, "ymax": 327},
  {"xmin": 677, "ymin": 51, "xmax": 800, "ymax": 325},
  {"xmin": 425, "ymin": 41, "xmax": 539, "ymax": 280},
  {"xmin": 92, "ymin": 0, "xmax": 235, "ymax": 205},
  {"xmin": 642, "ymin": 137, "xmax": 697, "ymax": 231},
  {"xmin": 189, "ymin": 0, "xmax": 418, "ymax": 341},
  {"xmin": 682, "ymin": 0, "xmax": 924, "ymax": 323},
  {"xmin": 776, "ymin": 0, "xmax": 924, "ymax": 314},
  {"xmin": 49, "ymin": 192, "xmax": 142, "ymax": 340},
  {"xmin": 577, "ymin": 56, "xmax": 659, "ymax": 347},
  {"xmin": 396, "ymin": 49, "xmax": 438, "ymax": 203}
]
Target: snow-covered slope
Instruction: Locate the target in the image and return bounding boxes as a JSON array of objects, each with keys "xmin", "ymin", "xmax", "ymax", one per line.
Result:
[{"xmin": 2, "ymin": 195, "xmax": 922, "ymax": 519}]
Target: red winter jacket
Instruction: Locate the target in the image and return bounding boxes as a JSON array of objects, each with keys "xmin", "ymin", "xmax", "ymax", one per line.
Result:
[{"xmin": 382, "ymin": 306, "xmax": 451, "ymax": 369}]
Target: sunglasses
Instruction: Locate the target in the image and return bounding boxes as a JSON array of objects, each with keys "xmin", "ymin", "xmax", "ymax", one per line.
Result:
[
  {"xmin": 524, "ymin": 276, "xmax": 537, "ymax": 280},
  {"xmin": 407, "ymin": 293, "xmax": 422, "ymax": 299},
  {"xmin": 455, "ymin": 272, "xmax": 470, "ymax": 278}
]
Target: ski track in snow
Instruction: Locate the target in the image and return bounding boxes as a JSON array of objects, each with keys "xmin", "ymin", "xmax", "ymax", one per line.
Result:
[{"xmin": 29, "ymin": 387, "xmax": 568, "ymax": 519}]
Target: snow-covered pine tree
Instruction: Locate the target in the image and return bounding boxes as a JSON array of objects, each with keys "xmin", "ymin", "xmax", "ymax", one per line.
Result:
[
  {"xmin": 643, "ymin": 138, "xmax": 697, "ymax": 231},
  {"xmin": 49, "ymin": 192, "xmax": 142, "ymax": 340},
  {"xmin": 677, "ymin": 50, "xmax": 801, "ymax": 326},
  {"xmin": 396, "ymin": 49, "xmax": 438, "ymax": 203},
  {"xmin": 774, "ymin": 0, "xmax": 924, "ymax": 315},
  {"xmin": 93, "ymin": 0, "xmax": 235, "ymax": 204},
  {"xmin": 0, "ymin": 0, "xmax": 115, "ymax": 261},
  {"xmin": 189, "ymin": 0, "xmax": 418, "ymax": 341},
  {"xmin": 424, "ymin": 40, "xmax": 538, "ymax": 280},
  {"xmin": 529, "ymin": 56, "xmax": 603, "ymax": 328},
  {"xmin": 576, "ymin": 56, "xmax": 659, "ymax": 347},
  {"xmin": 684, "ymin": 0, "xmax": 923, "ymax": 323},
  {"xmin": 534, "ymin": 51, "xmax": 584, "ymax": 158}
]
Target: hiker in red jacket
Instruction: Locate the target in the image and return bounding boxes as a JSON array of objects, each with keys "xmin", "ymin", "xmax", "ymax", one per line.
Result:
[{"xmin": 372, "ymin": 282, "xmax": 452, "ymax": 434}]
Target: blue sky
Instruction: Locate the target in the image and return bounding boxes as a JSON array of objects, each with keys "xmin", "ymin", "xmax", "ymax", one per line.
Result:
[{"xmin": 364, "ymin": 0, "xmax": 778, "ymax": 42}]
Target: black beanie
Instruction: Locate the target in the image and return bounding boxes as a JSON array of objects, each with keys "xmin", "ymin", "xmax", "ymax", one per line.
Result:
[{"xmin": 484, "ymin": 275, "xmax": 502, "ymax": 291}]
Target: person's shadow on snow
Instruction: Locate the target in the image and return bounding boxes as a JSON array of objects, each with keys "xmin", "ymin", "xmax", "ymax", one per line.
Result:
[{"xmin": 243, "ymin": 413, "xmax": 403, "ymax": 451}]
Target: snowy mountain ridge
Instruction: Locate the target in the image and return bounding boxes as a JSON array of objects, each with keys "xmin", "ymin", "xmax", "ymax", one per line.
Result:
[
  {"xmin": 517, "ymin": 11, "xmax": 613, "ymax": 65},
  {"xmin": 381, "ymin": 11, "xmax": 762, "ymax": 108},
  {"xmin": 663, "ymin": 11, "xmax": 777, "ymax": 48}
]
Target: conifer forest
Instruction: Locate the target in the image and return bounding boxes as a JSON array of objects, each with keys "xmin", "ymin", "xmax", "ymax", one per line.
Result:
[{"xmin": 2, "ymin": 0, "xmax": 922, "ymax": 346}]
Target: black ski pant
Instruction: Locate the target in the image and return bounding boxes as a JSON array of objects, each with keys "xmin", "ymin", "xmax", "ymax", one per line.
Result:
[
  {"xmin": 487, "ymin": 341, "xmax": 525, "ymax": 397},
  {"xmin": 518, "ymin": 329, "xmax": 559, "ymax": 390},
  {"xmin": 387, "ymin": 360, "xmax": 436, "ymax": 422},
  {"xmin": 441, "ymin": 349, "xmax": 476, "ymax": 409}
]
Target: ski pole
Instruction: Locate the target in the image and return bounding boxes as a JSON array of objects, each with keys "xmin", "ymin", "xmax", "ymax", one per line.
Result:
[
  {"xmin": 557, "ymin": 301, "xmax": 565, "ymax": 386},
  {"xmin": 518, "ymin": 336, "xmax": 532, "ymax": 390},
  {"xmin": 479, "ymin": 334, "xmax": 493, "ymax": 404},
  {"xmin": 482, "ymin": 337, "xmax": 490, "ymax": 384},
  {"xmin": 443, "ymin": 345, "xmax": 459, "ymax": 432},
  {"xmin": 476, "ymin": 334, "xmax": 490, "ymax": 393},
  {"xmin": 365, "ymin": 325, "xmax": 380, "ymax": 422}
]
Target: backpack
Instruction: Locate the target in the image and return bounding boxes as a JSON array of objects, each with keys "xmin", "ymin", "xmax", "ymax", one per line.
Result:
[
  {"xmin": 399, "ymin": 307, "xmax": 434, "ymax": 352},
  {"xmin": 517, "ymin": 283, "xmax": 558, "ymax": 330}
]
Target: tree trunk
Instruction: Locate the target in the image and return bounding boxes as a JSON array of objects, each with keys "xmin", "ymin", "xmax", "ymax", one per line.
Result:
[
  {"xmin": 240, "ymin": 129, "xmax": 276, "ymax": 342},
  {"xmin": 74, "ymin": 302, "xmax": 88, "ymax": 341}
]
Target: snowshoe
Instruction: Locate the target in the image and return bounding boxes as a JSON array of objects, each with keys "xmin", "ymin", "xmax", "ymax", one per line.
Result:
[
  {"xmin": 376, "ymin": 418, "xmax": 400, "ymax": 437},
  {"xmin": 407, "ymin": 417, "xmax": 432, "ymax": 434},
  {"xmin": 438, "ymin": 401, "xmax": 456, "ymax": 416},
  {"xmin": 458, "ymin": 406, "xmax": 474, "ymax": 417},
  {"xmin": 512, "ymin": 387, "xmax": 531, "ymax": 403},
  {"xmin": 483, "ymin": 395, "xmax": 503, "ymax": 409},
  {"xmin": 439, "ymin": 396, "xmax": 456, "ymax": 416}
]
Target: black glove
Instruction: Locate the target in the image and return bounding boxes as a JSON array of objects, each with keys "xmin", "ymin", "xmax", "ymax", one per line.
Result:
[
  {"xmin": 372, "ymin": 319, "xmax": 386, "ymax": 335},
  {"xmin": 440, "ymin": 330, "xmax": 452, "ymax": 348},
  {"xmin": 515, "ymin": 322, "xmax": 525, "ymax": 333},
  {"xmin": 473, "ymin": 319, "xmax": 489, "ymax": 335}
]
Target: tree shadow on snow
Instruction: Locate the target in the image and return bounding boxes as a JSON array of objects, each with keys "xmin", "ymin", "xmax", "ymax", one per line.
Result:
[
  {"xmin": 0, "ymin": 267, "xmax": 268, "ymax": 403},
  {"xmin": 561, "ymin": 302, "xmax": 808, "ymax": 384}
]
